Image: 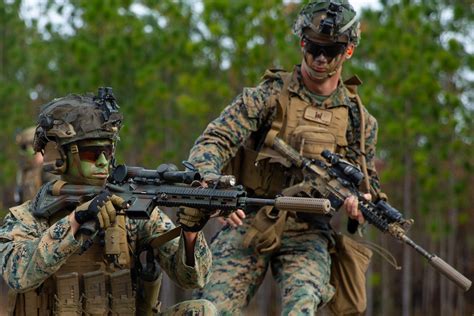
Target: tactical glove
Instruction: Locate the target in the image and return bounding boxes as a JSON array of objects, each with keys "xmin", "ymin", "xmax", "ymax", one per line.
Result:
[
  {"xmin": 177, "ymin": 207, "xmax": 210, "ymax": 232},
  {"xmin": 74, "ymin": 191, "xmax": 125, "ymax": 230}
]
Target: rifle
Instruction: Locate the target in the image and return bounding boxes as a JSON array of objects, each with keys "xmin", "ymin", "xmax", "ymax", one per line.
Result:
[
  {"xmin": 39, "ymin": 163, "xmax": 330, "ymax": 220},
  {"xmin": 270, "ymin": 137, "xmax": 472, "ymax": 292}
]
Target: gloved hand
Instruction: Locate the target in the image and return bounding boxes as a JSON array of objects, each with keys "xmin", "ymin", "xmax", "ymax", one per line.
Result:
[
  {"xmin": 177, "ymin": 207, "xmax": 210, "ymax": 232},
  {"xmin": 74, "ymin": 191, "xmax": 125, "ymax": 230}
]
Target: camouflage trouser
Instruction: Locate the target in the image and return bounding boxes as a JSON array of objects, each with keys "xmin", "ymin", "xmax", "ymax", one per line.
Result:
[
  {"xmin": 161, "ymin": 299, "xmax": 217, "ymax": 316},
  {"xmin": 193, "ymin": 217, "xmax": 335, "ymax": 315}
]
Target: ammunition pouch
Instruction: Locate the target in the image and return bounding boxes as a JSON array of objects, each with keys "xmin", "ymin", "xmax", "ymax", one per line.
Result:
[
  {"xmin": 109, "ymin": 270, "xmax": 136, "ymax": 315},
  {"xmin": 83, "ymin": 271, "xmax": 108, "ymax": 315},
  {"xmin": 55, "ymin": 272, "xmax": 82, "ymax": 315}
]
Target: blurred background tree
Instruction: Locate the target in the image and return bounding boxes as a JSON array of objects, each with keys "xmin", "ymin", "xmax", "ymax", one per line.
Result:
[{"xmin": 0, "ymin": 0, "xmax": 472, "ymax": 314}]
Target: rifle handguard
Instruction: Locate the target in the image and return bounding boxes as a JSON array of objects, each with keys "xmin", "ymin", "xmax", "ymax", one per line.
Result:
[
  {"xmin": 429, "ymin": 256, "xmax": 472, "ymax": 291},
  {"xmin": 274, "ymin": 197, "xmax": 331, "ymax": 214}
]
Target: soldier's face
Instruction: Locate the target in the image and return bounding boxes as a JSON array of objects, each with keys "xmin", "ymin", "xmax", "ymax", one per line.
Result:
[
  {"xmin": 303, "ymin": 38, "xmax": 346, "ymax": 74},
  {"xmin": 67, "ymin": 139, "xmax": 113, "ymax": 185}
]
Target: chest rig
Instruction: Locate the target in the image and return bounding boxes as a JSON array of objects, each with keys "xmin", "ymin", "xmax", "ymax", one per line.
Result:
[
  {"xmin": 230, "ymin": 69, "xmax": 362, "ymax": 199},
  {"xmin": 228, "ymin": 70, "xmax": 371, "ymax": 254},
  {"xmin": 13, "ymin": 181, "xmax": 136, "ymax": 316}
]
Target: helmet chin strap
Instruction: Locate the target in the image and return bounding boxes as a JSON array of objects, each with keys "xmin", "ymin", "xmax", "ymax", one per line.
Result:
[{"xmin": 302, "ymin": 51, "xmax": 345, "ymax": 80}]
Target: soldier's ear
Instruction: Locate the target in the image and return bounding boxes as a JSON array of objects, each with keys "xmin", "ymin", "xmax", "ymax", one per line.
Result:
[{"xmin": 346, "ymin": 44, "xmax": 355, "ymax": 59}]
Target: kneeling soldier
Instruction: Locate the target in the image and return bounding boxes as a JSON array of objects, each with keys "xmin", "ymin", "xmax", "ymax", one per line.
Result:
[{"xmin": 0, "ymin": 89, "xmax": 216, "ymax": 315}]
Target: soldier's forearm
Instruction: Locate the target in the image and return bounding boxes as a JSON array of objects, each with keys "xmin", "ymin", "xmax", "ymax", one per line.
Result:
[{"xmin": 182, "ymin": 231, "xmax": 198, "ymax": 266}]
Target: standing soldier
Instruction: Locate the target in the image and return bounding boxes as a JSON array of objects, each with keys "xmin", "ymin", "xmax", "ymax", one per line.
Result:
[
  {"xmin": 189, "ymin": 0, "xmax": 384, "ymax": 314},
  {"xmin": 0, "ymin": 89, "xmax": 216, "ymax": 315}
]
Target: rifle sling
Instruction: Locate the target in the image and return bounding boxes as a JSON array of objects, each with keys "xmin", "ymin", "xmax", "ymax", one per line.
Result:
[{"xmin": 148, "ymin": 227, "xmax": 182, "ymax": 249}]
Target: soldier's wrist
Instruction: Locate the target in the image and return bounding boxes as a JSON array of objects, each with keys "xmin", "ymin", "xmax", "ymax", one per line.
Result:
[{"xmin": 69, "ymin": 211, "xmax": 81, "ymax": 234}]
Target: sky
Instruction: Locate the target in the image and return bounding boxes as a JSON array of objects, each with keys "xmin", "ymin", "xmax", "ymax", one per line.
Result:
[{"xmin": 349, "ymin": 0, "xmax": 382, "ymax": 13}]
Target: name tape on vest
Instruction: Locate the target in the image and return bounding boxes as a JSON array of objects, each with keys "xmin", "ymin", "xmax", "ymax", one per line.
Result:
[{"xmin": 304, "ymin": 107, "xmax": 333, "ymax": 125}]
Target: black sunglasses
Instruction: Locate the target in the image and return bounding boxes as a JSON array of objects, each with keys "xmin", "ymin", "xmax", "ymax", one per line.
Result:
[
  {"xmin": 77, "ymin": 145, "xmax": 113, "ymax": 162},
  {"xmin": 303, "ymin": 38, "xmax": 347, "ymax": 59}
]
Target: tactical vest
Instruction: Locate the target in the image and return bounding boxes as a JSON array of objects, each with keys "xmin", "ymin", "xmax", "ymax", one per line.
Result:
[
  {"xmin": 227, "ymin": 69, "xmax": 361, "ymax": 198},
  {"xmin": 8, "ymin": 182, "xmax": 161, "ymax": 316},
  {"xmin": 228, "ymin": 69, "xmax": 371, "ymax": 254}
]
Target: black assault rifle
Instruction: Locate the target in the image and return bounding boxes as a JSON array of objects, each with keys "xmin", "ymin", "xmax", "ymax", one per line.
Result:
[
  {"xmin": 39, "ymin": 163, "xmax": 330, "ymax": 221},
  {"xmin": 270, "ymin": 137, "xmax": 472, "ymax": 292}
]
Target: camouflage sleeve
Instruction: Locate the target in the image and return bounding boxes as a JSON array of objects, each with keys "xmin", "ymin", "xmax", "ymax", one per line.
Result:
[
  {"xmin": 137, "ymin": 209, "xmax": 212, "ymax": 289},
  {"xmin": 0, "ymin": 203, "xmax": 82, "ymax": 292},
  {"xmin": 188, "ymin": 78, "xmax": 281, "ymax": 175},
  {"xmin": 362, "ymin": 109, "xmax": 383, "ymax": 195}
]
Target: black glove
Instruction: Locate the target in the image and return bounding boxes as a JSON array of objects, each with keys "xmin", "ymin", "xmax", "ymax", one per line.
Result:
[
  {"xmin": 74, "ymin": 191, "xmax": 124, "ymax": 229},
  {"xmin": 177, "ymin": 207, "xmax": 210, "ymax": 232}
]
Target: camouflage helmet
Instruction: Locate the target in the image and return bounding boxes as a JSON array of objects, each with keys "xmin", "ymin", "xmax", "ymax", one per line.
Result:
[
  {"xmin": 34, "ymin": 87, "xmax": 123, "ymax": 153},
  {"xmin": 292, "ymin": 0, "xmax": 360, "ymax": 45}
]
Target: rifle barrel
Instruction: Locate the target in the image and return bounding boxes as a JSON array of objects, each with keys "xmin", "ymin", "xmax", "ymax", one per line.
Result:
[{"xmin": 401, "ymin": 234, "xmax": 471, "ymax": 291}]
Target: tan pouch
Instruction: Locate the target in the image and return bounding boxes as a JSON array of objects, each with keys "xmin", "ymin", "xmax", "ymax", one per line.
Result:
[
  {"xmin": 109, "ymin": 269, "xmax": 135, "ymax": 315},
  {"xmin": 54, "ymin": 272, "xmax": 81, "ymax": 315},
  {"xmin": 242, "ymin": 206, "xmax": 288, "ymax": 254},
  {"xmin": 329, "ymin": 233, "xmax": 372, "ymax": 315},
  {"xmin": 83, "ymin": 271, "xmax": 108, "ymax": 315},
  {"xmin": 290, "ymin": 125, "xmax": 337, "ymax": 160},
  {"xmin": 136, "ymin": 273, "xmax": 163, "ymax": 316}
]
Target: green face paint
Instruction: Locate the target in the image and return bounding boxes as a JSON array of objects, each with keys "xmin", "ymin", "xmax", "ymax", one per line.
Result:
[{"xmin": 63, "ymin": 139, "xmax": 114, "ymax": 186}]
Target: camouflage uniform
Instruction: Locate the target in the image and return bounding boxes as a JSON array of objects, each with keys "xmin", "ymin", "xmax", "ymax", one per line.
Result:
[
  {"xmin": 0, "ymin": 198, "xmax": 214, "ymax": 315},
  {"xmin": 190, "ymin": 65, "xmax": 380, "ymax": 314}
]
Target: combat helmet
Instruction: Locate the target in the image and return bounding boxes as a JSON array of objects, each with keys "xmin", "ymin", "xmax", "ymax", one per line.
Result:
[
  {"xmin": 33, "ymin": 87, "xmax": 123, "ymax": 174},
  {"xmin": 292, "ymin": 0, "xmax": 360, "ymax": 46}
]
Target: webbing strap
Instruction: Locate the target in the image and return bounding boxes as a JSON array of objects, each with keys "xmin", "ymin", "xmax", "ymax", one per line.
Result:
[
  {"xmin": 51, "ymin": 179, "xmax": 67, "ymax": 196},
  {"xmin": 264, "ymin": 72, "xmax": 293, "ymax": 147},
  {"xmin": 148, "ymin": 227, "xmax": 182, "ymax": 249},
  {"xmin": 343, "ymin": 76, "xmax": 372, "ymax": 196}
]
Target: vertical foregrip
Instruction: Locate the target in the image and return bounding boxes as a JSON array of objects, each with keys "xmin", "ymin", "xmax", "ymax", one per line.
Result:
[
  {"xmin": 274, "ymin": 197, "xmax": 331, "ymax": 213},
  {"xmin": 429, "ymin": 256, "xmax": 472, "ymax": 291}
]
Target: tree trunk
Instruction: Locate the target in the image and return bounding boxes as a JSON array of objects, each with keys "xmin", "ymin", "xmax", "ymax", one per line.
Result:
[
  {"xmin": 401, "ymin": 151, "xmax": 412, "ymax": 316},
  {"xmin": 366, "ymin": 261, "xmax": 373, "ymax": 316},
  {"xmin": 445, "ymin": 158, "xmax": 457, "ymax": 314}
]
